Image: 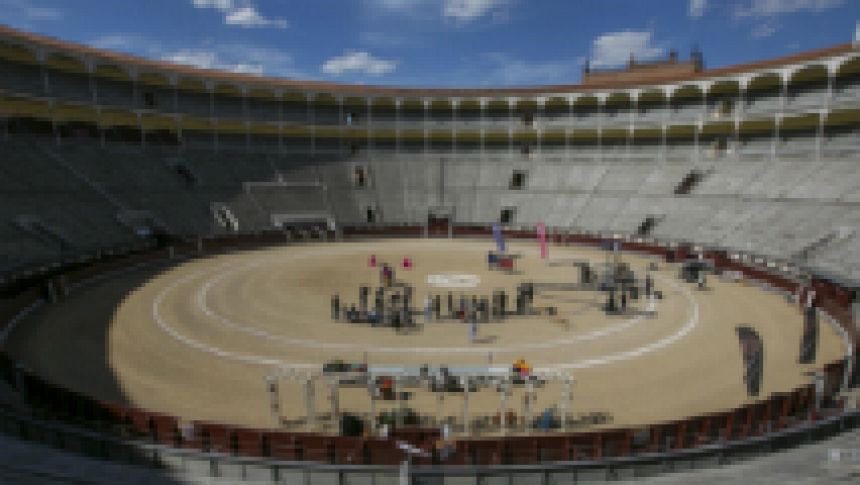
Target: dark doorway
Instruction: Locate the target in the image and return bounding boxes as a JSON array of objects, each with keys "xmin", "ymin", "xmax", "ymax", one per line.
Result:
[{"xmin": 427, "ymin": 214, "xmax": 450, "ymax": 238}]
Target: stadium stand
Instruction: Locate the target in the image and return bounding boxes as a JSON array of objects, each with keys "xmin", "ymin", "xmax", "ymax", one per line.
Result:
[{"xmin": 0, "ymin": 23, "xmax": 858, "ymax": 483}]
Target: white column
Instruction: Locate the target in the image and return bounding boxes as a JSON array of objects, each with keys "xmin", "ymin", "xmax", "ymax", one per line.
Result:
[
  {"xmin": 820, "ymin": 67, "xmax": 836, "ymax": 158},
  {"xmin": 367, "ymin": 97, "xmax": 373, "ymax": 155},
  {"xmin": 399, "ymin": 459, "xmax": 409, "ymax": 485},
  {"xmin": 398, "ymin": 375, "xmax": 407, "ymax": 428},
  {"xmin": 694, "ymin": 120, "xmax": 702, "ymax": 164},
  {"xmin": 304, "ymin": 377, "xmax": 316, "ymax": 430},
  {"xmin": 462, "ymin": 376, "xmax": 470, "ymax": 436},
  {"xmin": 630, "ymin": 91, "xmax": 639, "ymax": 161},
  {"xmin": 308, "ymin": 91, "xmax": 315, "ymax": 157},
  {"xmin": 661, "ymin": 86, "xmax": 675, "ymax": 159},
  {"xmin": 536, "ymin": 97, "xmax": 544, "ymax": 158},
  {"xmin": 87, "ymin": 58, "xmax": 97, "ymax": 106},
  {"xmin": 266, "ymin": 375, "xmax": 280, "ymax": 426},
  {"xmin": 436, "ymin": 390, "xmax": 444, "ymax": 428},
  {"xmin": 626, "ymin": 125, "xmax": 633, "ymax": 162},
  {"xmin": 660, "ymin": 124, "xmax": 667, "ymax": 160},
  {"xmin": 38, "ymin": 48, "xmax": 49, "ymax": 97},
  {"xmin": 524, "ymin": 378, "xmax": 534, "ymax": 434},
  {"xmin": 773, "ymin": 113, "xmax": 781, "ymax": 161},
  {"xmin": 276, "ymin": 89, "xmax": 284, "ymax": 155},
  {"xmin": 566, "ymin": 95, "xmax": 574, "ymax": 162},
  {"xmin": 778, "ymin": 71, "xmax": 788, "ymax": 115},
  {"xmin": 508, "ymin": 98, "xmax": 514, "ymax": 156},
  {"xmin": 596, "ymin": 93, "xmax": 605, "ymax": 163},
  {"xmin": 452, "ymin": 98, "xmax": 458, "ymax": 157},
  {"xmin": 499, "ymin": 379, "xmax": 508, "ymax": 435},
  {"xmin": 561, "ymin": 376, "xmax": 572, "ymax": 430},
  {"xmin": 368, "ymin": 379, "xmax": 377, "ymax": 433},
  {"xmin": 208, "ymin": 82, "xmax": 218, "ymax": 153},
  {"xmin": 817, "ymin": 110, "xmax": 826, "ymax": 162},
  {"xmin": 338, "ymin": 95, "xmax": 344, "ymax": 156},
  {"xmin": 423, "ymin": 98, "xmax": 429, "ymax": 156},
  {"xmin": 814, "ymin": 371, "xmax": 824, "ymax": 417},
  {"xmin": 329, "ymin": 376, "xmax": 340, "ymax": 428},
  {"xmin": 395, "ymin": 98, "xmax": 401, "ymax": 156}
]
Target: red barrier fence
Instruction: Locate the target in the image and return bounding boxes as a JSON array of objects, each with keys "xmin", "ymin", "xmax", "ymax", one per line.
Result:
[{"xmin": 0, "ymin": 228, "xmax": 854, "ymax": 466}]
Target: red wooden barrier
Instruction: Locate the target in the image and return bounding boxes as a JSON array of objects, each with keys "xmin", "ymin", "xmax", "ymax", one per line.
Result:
[
  {"xmin": 364, "ymin": 438, "xmax": 405, "ymax": 465},
  {"xmin": 0, "ymin": 230, "xmax": 855, "ymax": 466},
  {"xmin": 195, "ymin": 421, "xmax": 232, "ymax": 453},
  {"xmin": 232, "ymin": 428, "xmax": 264, "ymax": 457},
  {"xmin": 469, "ymin": 439, "xmax": 503, "ymax": 464},
  {"xmin": 536, "ymin": 435, "xmax": 570, "ymax": 461},
  {"xmin": 505, "ymin": 436, "xmax": 538, "ymax": 464},
  {"xmin": 266, "ymin": 432, "xmax": 300, "ymax": 460},
  {"xmin": 332, "ymin": 436, "xmax": 364, "ymax": 464}
]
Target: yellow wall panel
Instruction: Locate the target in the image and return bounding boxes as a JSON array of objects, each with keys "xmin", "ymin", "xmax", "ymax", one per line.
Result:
[
  {"xmin": 0, "ymin": 42, "xmax": 38, "ymax": 63},
  {"xmin": 0, "ymin": 96, "xmax": 51, "ymax": 117},
  {"xmin": 141, "ymin": 114, "xmax": 176, "ymax": 131},
  {"xmin": 100, "ymin": 109, "xmax": 138, "ymax": 127},
  {"xmin": 53, "ymin": 104, "xmax": 98, "ymax": 123}
]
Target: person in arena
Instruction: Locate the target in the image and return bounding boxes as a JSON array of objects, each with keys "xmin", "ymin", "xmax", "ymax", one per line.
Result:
[
  {"xmin": 331, "ymin": 294, "xmax": 340, "ymax": 320},
  {"xmin": 424, "ymin": 295, "xmax": 433, "ymax": 322}
]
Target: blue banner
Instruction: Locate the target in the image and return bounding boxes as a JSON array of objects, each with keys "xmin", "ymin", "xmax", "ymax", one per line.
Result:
[
  {"xmin": 492, "ymin": 223, "xmax": 506, "ymax": 252},
  {"xmin": 601, "ymin": 240, "xmax": 621, "ymax": 252}
]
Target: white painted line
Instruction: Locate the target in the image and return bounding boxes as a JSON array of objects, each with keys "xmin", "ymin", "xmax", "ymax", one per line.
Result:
[
  {"xmin": 195, "ymin": 258, "xmax": 663, "ymax": 354},
  {"xmin": 546, "ymin": 278, "xmax": 700, "ymax": 371},
  {"xmin": 152, "ymin": 268, "xmax": 316, "ymax": 369},
  {"xmin": 149, "ymin": 247, "xmax": 697, "ymax": 370}
]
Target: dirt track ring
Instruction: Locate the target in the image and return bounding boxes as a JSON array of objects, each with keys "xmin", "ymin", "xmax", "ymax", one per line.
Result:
[{"xmin": 150, "ymin": 246, "xmax": 699, "ymax": 371}]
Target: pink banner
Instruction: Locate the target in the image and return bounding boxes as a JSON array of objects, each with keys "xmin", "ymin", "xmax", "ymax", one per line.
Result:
[{"xmin": 537, "ymin": 222, "xmax": 548, "ymax": 259}]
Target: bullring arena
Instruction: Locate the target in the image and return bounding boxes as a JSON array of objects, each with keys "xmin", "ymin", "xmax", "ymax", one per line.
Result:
[
  {"xmin": 4, "ymin": 238, "xmax": 847, "ymax": 437},
  {"xmin": 0, "ymin": 15, "xmax": 859, "ymax": 484}
]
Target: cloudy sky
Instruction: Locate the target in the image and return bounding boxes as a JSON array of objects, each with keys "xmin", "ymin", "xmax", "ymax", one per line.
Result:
[{"xmin": 0, "ymin": 0, "xmax": 857, "ymax": 87}]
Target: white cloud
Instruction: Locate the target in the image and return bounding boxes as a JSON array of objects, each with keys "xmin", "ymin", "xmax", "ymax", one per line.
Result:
[
  {"xmin": 164, "ymin": 49, "xmax": 264, "ymax": 75},
  {"xmin": 224, "ymin": 6, "xmax": 288, "ymax": 28},
  {"xmin": 89, "ymin": 32, "xmax": 304, "ymax": 78},
  {"xmin": 163, "ymin": 44, "xmax": 304, "ymax": 77},
  {"xmin": 373, "ymin": 0, "xmax": 426, "ymax": 9},
  {"xmin": 750, "ymin": 22, "xmax": 778, "ymax": 38},
  {"xmin": 189, "ymin": 0, "xmax": 287, "ymax": 29},
  {"xmin": 734, "ymin": 0, "xmax": 843, "ymax": 18},
  {"xmin": 732, "ymin": 0, "xmax": 841, "ymax": 37},
  {"xmin": 192, "ymin": 0, "xmax": 235, "ymax": 8},
  {"xmin": 321, "ymin": 50, "xmax": 397, "ymax": 76},
  {"xmin": 0, "ymin": 0, "xmax": 62, "ymax": 21},
  {"xmin": 688, "ymin": 0, "xmax": 707, "ymax": 17},
  {"xmin": 90, "ymin": 33, "xmax": 159, "ymax": 54},
  {"xmin": 443, "ymin": 0, "xmax": 509, "ymax": 22},
  {"xmin": 368, "ymin": 0, "xmax": 511, "ymax": 24},
  {"xmin": 90, "ymin": 34, "xmax": 135, "ymax": 51},
  {"xmin": 589, "ymin": 31, "xmax": 665, "ymax": 69}
]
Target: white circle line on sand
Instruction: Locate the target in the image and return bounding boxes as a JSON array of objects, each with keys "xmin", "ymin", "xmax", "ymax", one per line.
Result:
[
  {"xmin": 195, "ymin": 257, "xmax": 665, "ymax": 354},
  {"xmin": 153, "ymin": 268, "xmax": 292, "ymax": 368},
  {"xmin": 149, "ymin": 246, "xmax": 699, "ymax": 370},
  {"xmin": 426, "ymin": 273, "xmax": 481, "ymax": 288},
  {"xmin": 545, "ymin": 278, "xmax": 700, "ymax": 371},
  {"xmin": 154, "ymin": 266, "xmax": 697, "ymax": 369}
]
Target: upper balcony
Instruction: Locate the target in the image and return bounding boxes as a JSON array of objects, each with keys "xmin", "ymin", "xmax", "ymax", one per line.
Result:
[{"xmin": 0, "ymin": 24, "xmax": 858, "ymax": 137}]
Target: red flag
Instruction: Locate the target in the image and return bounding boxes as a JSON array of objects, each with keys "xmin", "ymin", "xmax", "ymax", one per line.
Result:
[{"xmin": 537, "ymin": 222, "xmax": 548, "ymax": 259}]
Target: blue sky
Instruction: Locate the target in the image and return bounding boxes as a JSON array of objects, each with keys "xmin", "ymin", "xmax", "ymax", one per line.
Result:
[{"xmin": 0, "ymin": 0, "xmax": 857, "ymax": 87}]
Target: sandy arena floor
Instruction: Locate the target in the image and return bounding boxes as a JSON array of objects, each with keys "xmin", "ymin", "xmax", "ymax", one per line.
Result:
[{"xmin": 2, "ymin": 239, "xmax": 846, "ymax": 434}]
